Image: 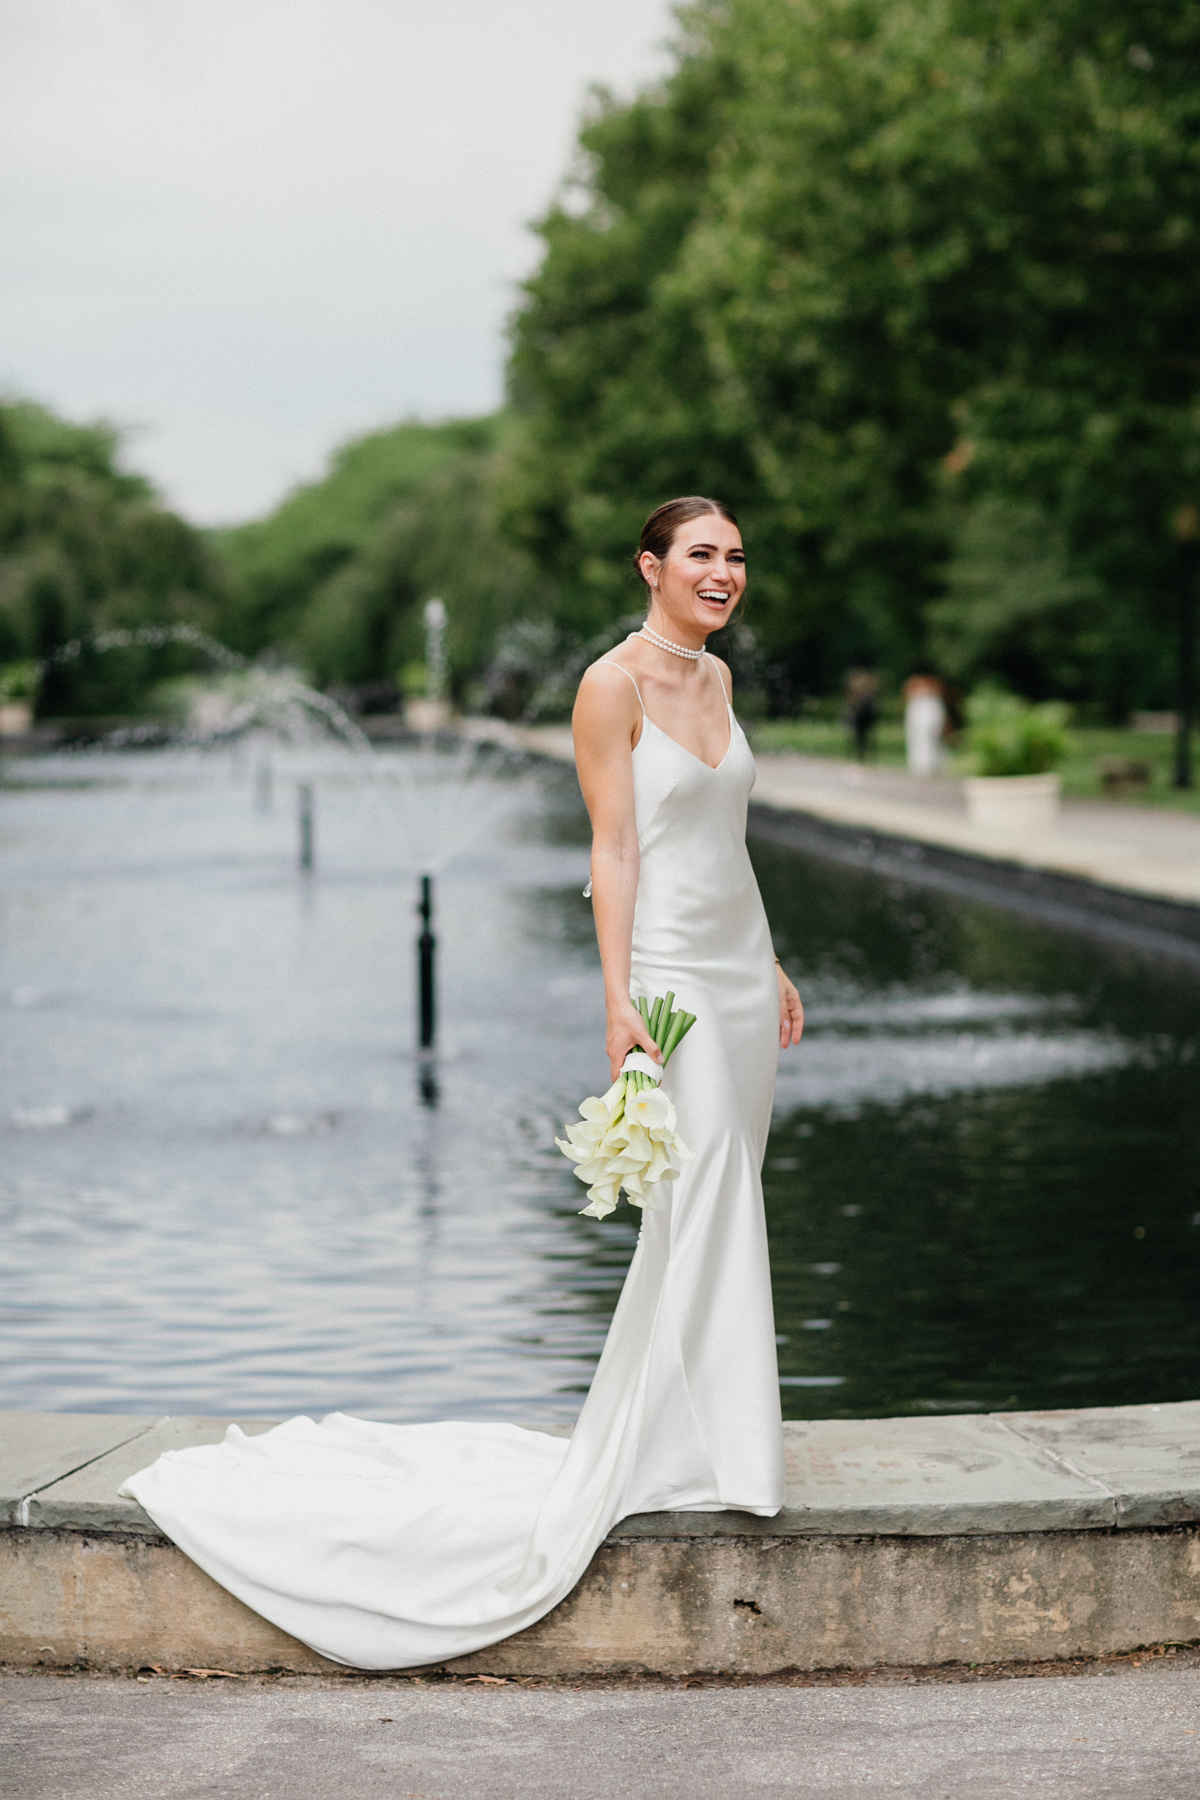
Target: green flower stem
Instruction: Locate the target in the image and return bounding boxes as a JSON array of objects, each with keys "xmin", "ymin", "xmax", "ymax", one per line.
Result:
[
  {"xmin": 624, "ymin": 992, "xmax": 697, "ymax": 1079},
  {"xmin": 660, "ymin": 1009, "xmax": 696, "ymax": 1064}
]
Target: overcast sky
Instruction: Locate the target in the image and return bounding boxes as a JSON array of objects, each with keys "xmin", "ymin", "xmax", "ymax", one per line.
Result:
[{"xmin": 0, "ymin": 0, "xmax": 674, "ymax": 523}]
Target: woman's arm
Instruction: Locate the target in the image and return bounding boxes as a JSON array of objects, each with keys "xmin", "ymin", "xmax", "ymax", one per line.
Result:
[{"xmin": 573, "ymin": 665, "xmax": 664, "ymax": 1082}]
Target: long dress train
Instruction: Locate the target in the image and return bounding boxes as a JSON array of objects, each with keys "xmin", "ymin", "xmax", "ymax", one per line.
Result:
[{"xmin": 120, "ymin": 660, "xmax": 784, "ymax": 1669}]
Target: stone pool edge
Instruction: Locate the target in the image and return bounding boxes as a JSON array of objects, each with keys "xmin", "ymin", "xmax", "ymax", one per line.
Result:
[
  {"xmin": 4, "ymin": 1403, "xmax": 1199, "ymax": 1677},
  {"xmin": 747, "ymin": 802, "xmax": 1200, "ymax": 972},
  {"xmin": 471, "ymin": 720, "xmax": 1200, "ymax": 966}
]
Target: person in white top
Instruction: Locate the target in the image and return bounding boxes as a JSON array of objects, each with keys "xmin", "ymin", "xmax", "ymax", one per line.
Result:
[{"xmin": 904, "ymin": 667, "xmax": 947, "ymax": 776}]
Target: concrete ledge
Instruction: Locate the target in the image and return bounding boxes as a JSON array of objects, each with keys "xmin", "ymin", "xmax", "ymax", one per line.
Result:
[
  {"xmin": 3, "ymin": 1403, "xmax": 1200, "ymax": 1674},
  {"xmin": 747, "ymin": 755, "xmax": 1200, "ymax": 911},
  {"xmin": 9, "ymin": 1405, "xmax": 1199, "ymax": 1544},
  {"xmin": 461, "ymin": 1525, "xmax": 1200, "ymax": 1677},
  {"xmin": 473, "ymin": 719, "xmax": 1200, "ymax": 954},
  {"xmin": 625, "ymin": 1407, "xmax": 1200, "ymax": 1538},
  {"xmin": 0, "ymin": 1528, "xmax": 334, "ymax": 1674},
  {"xmin": 749, "ymin": 803, "xmax": 1200, "ymax": 969},
  {"xmin": 6, "ymin": 1521, "xmax": 1200, "ymax": 1678}
]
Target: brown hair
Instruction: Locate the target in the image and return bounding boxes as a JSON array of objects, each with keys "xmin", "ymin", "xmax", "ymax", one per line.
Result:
[{"xmin": 633, "ymin": 496, "xmax": 740, "ymax": 590}]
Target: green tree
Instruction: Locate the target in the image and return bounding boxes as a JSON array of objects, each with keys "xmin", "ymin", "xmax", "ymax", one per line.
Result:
[
  {"xmin": 0, "ymin": 400, "xmax": 223, "ymax": 715},
  {"xmin": 940, "ymin": 1, "xmax": 1200, "ymax": 717},
  {"xmin": 504, "ymin": 0, "xmax": 1200, "ymax": 713},
  {"xmin": 503, "ymin": 39, "xmax": 748, "ymax": 645},
  {"xmin": 214, "ymin": 416, "xmax": 495, "ymax": 658},
  {"xmin": 217, "ymin": 415, "xmax": 553, "ymax": 693}
]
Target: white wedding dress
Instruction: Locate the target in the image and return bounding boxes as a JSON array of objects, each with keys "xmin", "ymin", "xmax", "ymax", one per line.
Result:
[{"xmin": 121, "ymin": 655, "xmax": 784, "ymax": 1669}]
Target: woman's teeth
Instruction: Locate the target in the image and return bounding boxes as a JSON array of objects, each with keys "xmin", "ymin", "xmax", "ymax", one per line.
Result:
[{"xmin": 698, "ymin": 591, "xmax": 728, "ymax": 602}]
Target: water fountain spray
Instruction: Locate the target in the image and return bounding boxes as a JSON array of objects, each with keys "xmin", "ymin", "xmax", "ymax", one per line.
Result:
[
  {"xmin": 298, "ymin": 782, "xmax": 315, "ymax": 873},
  {"xmin": 424, "ymin": 598, "xmax": 447, "ymax": 711},
  {"xmin": 25, "ymin": 613, "xmax": 544, "ymax": 1098}
]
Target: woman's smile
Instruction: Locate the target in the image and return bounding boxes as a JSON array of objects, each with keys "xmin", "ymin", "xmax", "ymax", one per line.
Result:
[{"xmin": 697, "ymin": 586, "xmax": 732, "ymax": 614}]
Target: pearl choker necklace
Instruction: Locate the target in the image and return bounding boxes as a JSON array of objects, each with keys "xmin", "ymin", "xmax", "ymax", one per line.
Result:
[{"xmin": 639, "ymin": 624, "xmax": 704, "ymax": 661}]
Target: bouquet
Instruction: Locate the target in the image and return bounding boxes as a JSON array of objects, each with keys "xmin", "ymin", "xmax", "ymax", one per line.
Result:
[{"xmin": 556, "ymin": 993, "xmax": 696, "ymax": 1220}]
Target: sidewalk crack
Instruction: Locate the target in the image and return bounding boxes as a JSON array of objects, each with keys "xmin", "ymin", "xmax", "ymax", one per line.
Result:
[
  {"xmin": 992, "ymin": 1414, "xmax": 1116, "ymax": 1513},
  {"xmin": 14, "ymin": 1417, "xmax": 168, "ymax": 1524}
]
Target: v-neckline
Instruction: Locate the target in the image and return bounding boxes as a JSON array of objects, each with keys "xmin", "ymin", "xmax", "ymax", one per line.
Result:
[{"xmin": 639, "ymin": 706, "xmax": 735, "ymax": 774}]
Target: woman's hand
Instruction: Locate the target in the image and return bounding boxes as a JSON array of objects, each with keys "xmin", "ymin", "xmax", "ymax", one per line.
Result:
[
  {"xmin": 777, "ymin": 963, "xmax": 804, "ymax": 1048},
  {"xmin": 606, "ymin": 995, "xmax": 664, "ymax": 1084}
]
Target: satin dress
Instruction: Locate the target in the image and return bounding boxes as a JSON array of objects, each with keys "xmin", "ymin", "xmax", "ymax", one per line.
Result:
[{"xmin": 121, "ymin": 655, "xmax": 785, "ymax": 1669}]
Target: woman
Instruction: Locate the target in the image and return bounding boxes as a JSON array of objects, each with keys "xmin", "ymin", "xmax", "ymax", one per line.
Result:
[
  {"xmin": 904, "ymin": 666, "xmax": 947, "ymax": 777},
  {"xmin": 121, "ymin": 496, "xmax": 804, "ymax": 1671}
]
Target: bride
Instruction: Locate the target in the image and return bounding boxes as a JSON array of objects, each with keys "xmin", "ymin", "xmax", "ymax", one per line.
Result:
[{"xmin": 121, "ymin": 495, "xmax": 805, "ymax": 1670}]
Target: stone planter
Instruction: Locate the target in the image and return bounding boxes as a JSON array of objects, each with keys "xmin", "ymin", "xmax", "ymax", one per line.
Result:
[
  {"xmin": 964, "ymin": 771, "xmax": 1061, "ymax": 835},
  {"xmin": 0, "ymin": 700, "xmax": 33, "ymax": 738}
]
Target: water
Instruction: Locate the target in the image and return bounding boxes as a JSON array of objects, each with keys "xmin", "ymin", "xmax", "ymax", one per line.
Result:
[
  {"xmin": 2, "ymin": 745, "xmax": 1198, "ymax": 1424},
  {"xmin": 0, "ymin": 743, "xmax": 616, "ymax": 1424},
  {"xmin": 756, "ymin": 840, "xmax": 1200, "ymax": 1417}
]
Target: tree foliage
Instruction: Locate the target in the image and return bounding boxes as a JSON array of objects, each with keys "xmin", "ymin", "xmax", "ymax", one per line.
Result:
[
  {"xmin": 19, "ymin": 2, "xmax": 1198, "ymax": 720},
  {"xmin": 0, "ymin": 400, "xmax": 222, "ymax": 715},
  {"xmin": 215, "ymin": 415, "xmax": 553, "ymax": 693},
  {"xmin": 504, "ymin": 0, "xmax": 1200, "ymax": 712}
]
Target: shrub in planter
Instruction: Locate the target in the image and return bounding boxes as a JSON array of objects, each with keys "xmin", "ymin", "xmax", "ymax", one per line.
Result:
[
  {"xmin": 0, "ymin": 661, "xmax": 40, "ymax": 704},
  {"xmin": 964, "ymin": 690, "xmax": 1072, "ymax": 834},
  {"xmin": 0, "ymin": 661, "xmax": 40, "ymax": 737},
  {"xmin": 967, "ymin": 688, "xmax": 1071, "ymax": 777}
]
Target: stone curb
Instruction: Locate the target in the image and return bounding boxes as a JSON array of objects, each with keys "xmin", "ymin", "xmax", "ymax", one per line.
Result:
[
  {"xmin": 478, "ymin": 721, "xmax": 1200, "ymax": 943},
  {"xmin": 4, "ymin": 1404, "xmax": 1200, "ymax": 1543},
  {"xmin": 4, "ymin": 1404, "xmax": 1200, "ymax": 1677}
]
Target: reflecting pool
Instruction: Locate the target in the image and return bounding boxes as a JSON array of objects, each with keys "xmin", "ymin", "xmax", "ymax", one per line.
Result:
[
  {"xmin": 757, "ymin": 838, "xmax": 1200, "ymax": 1417},
  {"xmin": 2, "ymin": 745, "xmax": 1197, "ymax": 1423}
]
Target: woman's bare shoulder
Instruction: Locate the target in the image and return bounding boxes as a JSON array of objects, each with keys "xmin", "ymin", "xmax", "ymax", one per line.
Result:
[
  {"xmin": 578, "ymin": 655, "xmax": 643, "ymax": 701},
  {"xmin": 586, "ymin": 650, "xmax": 636, "ymax": 675},
  {"xmin": 573, "ymin": 656, "xmax": 642, "ymax": 744}
]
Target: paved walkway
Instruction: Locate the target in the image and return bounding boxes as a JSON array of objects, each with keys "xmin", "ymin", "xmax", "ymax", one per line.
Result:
[
  {"xmin": 4, "ymin": 1664, "xmax": 1199, "ymax": 1799},
  {"xmin": 750, "ymin": 754, "xmax": 1200, "ymax": 908},
  {"xmin": 478, "ymin": 723, "xmax": 1200, "ymax": 911}
]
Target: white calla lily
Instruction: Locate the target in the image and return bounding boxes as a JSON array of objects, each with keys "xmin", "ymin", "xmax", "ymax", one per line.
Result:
[{"xmin": 558, "ymin": 993, "xmax": 697, "ymax": 1219}]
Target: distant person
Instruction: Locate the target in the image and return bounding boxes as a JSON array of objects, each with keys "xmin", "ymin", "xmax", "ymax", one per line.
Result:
[
  {"xmin": 843, "ymin": 667, "xmax": 880, "ymax": 761},
  {"xmin": 904, "ymin": 665, "xmax": 946, "ymax": 776}
]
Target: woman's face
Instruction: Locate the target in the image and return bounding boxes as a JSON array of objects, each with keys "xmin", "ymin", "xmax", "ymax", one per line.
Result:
[{"xmin": 641, "ymin": 515, "xmax": 746, "ymax": 637}]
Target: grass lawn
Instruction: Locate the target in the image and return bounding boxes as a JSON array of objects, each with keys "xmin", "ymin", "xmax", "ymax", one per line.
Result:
[{"xmin": 749, "ymin": 718, "xmax": 1200, "ymax": 817}]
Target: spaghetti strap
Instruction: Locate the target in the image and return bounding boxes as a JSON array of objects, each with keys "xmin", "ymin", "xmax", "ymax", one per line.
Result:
[
  {"xmin": 601, "ymin": 660, "xmax": 646, "ymax": 716},
  {"xmin": 701, "ymin": 651, "xmax": 731, "ymax": 705}
]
